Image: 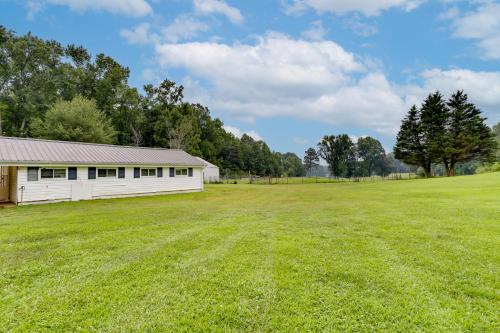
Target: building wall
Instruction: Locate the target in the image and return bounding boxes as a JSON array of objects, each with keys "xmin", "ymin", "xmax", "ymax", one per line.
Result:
[
  {"xmin": 203, "ymin": 166, "xmax": 220, "ymax": 183},
  {"xmin": 9, "ymin": 166, "xmax": 17, "ymax": 204},
  {"xmin": 16, "ymin": 166, "xmax": 203, "ymax": 204}
]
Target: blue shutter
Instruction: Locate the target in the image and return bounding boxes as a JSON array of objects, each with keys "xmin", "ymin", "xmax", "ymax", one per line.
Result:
[
  {"xmin": 68, "ymin": 167, "xmax": 77, "ymax": 180},
  {"xmin": 88, "ymin": 167, "xmax": 96, "ymax": 180},
  {"xmin": 157, "ymin": 167, "xmax": 163, "ymax": 177},
  {"xmin": 134, "ymin": 168, "xmax": 140, "ymax": 178},
  {"xmin": 188, "ymin": 168, "xmax": 193, "ymax": 177},
  {"xmin": 169, "ymin": 167, "xmax": 175, "ymax": 177}
]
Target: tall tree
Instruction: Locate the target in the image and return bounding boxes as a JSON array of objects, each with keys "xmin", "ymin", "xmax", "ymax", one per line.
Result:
[
  {"xmin": 494, "ymin": 122, "xmax": 500, "ymax": 161},
  {"xmin": 318, "ymin": 134, "xmax": 354, "ymax": 177},
  {"xmin": 394, "ymin": 105, "xmax": 432, "ymax": 177},
  {"xmin": 443, "ymin": 91, "xmax": 497, "ymax": 175},
  {"xmin": 303, "ymin": 148, "xmax": 320, "ymax": 176},
  {"xmin": 31, "ymin": 95, "xmax": 116, "ymax": 144},
  {"xmin": 357, "ymin": 136, "xmax": 386, "ymax": 176}
]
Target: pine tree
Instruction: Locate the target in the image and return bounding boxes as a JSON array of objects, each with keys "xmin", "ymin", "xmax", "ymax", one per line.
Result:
[
  {"xmin": 444, "ymin": 91, "xmax": 497, "ymax": 175},
  {"xmin": 303, "ymin": 148, "xmax": 320, "ymax": 176},
  {"xmin": 394, "ymin": 105, "xmax": 432, "ymax": 177}
]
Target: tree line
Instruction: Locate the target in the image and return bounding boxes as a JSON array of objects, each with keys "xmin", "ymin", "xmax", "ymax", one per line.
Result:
[
  {"xmin": 303, "ymin": 135, "xmax": 395, "ymax": 178},
  {"xmin": 394, "ymin": 91, "xmax": 497, "ymax": 177},
  {"xmin": 0, "ymin": 26, "xmax": 305, "ymax": 178}
]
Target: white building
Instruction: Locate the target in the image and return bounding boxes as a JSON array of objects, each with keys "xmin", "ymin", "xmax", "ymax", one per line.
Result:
[
  {"xmin": 0, "ymin": 137, "xmax": 205, "ymax": 205},
  {"xmin": 195, "ymin": 157, "xmax": 220, "ymax": 183}
]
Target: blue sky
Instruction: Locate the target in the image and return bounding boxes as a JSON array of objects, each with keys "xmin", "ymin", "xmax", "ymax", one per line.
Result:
[{"xmin": 1, "ymin": 0, "xmax": 500, "ymax": 156}]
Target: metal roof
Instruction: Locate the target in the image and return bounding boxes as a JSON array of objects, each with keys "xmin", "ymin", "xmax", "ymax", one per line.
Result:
[
  {"xmin": 195, "ymin": 157, "xmax": 219, "ymax": 169},
  {"xmin": 0, "ymin": 137, "xmax": 205, "ymax": 166}
]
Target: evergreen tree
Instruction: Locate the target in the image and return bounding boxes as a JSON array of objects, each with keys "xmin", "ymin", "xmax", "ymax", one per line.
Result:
[
  {"xmin": 303, "ymin": 148, "xmax": 320, "ymax": 176},
  {"xmin": 394, "ymin": 105, "xmax": 432, "ymax": 176},
  {"xmin": 443, "ymin": 91, "xmax": 497, "ymax": 175}
]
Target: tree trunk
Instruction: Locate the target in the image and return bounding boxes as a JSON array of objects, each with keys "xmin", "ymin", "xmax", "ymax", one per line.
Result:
[
  {"xmin": 449, "ymin": 161, "xmax": 456, "ymax": 177},
  {"xmin": 443, "ymin": 158, "xmax": 452, "ymax": 177},
  {"xmin": 423, "ymin": 162, "xmax": 432, "ymax": 178}
]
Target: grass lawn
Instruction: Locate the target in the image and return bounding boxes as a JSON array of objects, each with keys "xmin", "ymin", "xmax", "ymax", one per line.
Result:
[{"xmin": 1, "ymin": 173, "xmax": 499, "ymax": 332}]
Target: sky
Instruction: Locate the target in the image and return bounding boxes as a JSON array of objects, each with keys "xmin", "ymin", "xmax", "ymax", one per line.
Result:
[{"xmin": 1, "ymin": 0, "xmax": 500, "ymax": 156}]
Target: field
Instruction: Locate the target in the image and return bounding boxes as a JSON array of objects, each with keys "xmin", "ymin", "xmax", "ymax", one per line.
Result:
[{"xmin": 1, "ymin": 173, "xmax": 499, "ymax": 332}]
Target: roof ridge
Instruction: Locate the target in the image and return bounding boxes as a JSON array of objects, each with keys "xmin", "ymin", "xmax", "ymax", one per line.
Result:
[{"xmin": 0, "ymin": 136, "xmax": 185, "ymax": 152}]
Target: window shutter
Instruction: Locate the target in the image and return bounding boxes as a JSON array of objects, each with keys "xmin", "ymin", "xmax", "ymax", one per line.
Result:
[
  {"xmin": 169, "ymin": 167, "xmax": 175, "ymax": 177},
  {"xmin": 157, "ymin": 167, "xmax": 163, "ymax": 177},
  {"xmin": 88, "ymin": 167, "xmax": 96, "ymax": 180},
  {"xmin": 27, "ymin": 167, "xmax": 39, "ymax": 181},
  {"xmin": 68, "ymin": 167, "xmax": 77, "ymax": 180},
  {"xmin": 188, "ymin": 168, "xmax": 193, "ymax": 177},
  {"xmin": 134, "ymin": 167, "xmax": 140, "ymax": 178},
  {"xmin": 118, "ymin": 167, "xmax": 125, "ymax": 179}
]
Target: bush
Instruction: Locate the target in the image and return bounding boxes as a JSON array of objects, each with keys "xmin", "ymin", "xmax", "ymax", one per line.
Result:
[{"xmin": 475, "ymin": 162, "xmax": 500, "ymax": 174}]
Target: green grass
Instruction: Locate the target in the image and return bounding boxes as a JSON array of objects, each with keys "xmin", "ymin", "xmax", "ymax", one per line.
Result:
[
  {"xmin": 1, "ymin": 173, "xmax": 499, "ymax": 332},
  {"xmin": 220, "ymin": 173, "xmax": 417, "ymax": 185}
]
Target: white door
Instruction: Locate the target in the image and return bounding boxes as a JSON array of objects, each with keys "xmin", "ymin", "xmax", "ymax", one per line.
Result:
[{"xmin": 71, "ymin": 183, "xmax": 92, "ymax": 201}]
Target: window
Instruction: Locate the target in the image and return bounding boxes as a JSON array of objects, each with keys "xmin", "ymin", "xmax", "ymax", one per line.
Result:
[
  {"xmin": 141, "ymin": 168, "xmax": 156, "ymax": 177},
  {"xmin": 176, "ymin": 168, "xmax": 188, "ymax": 176},
  {"xmin": 157, "ymin": 167, "xmax": 163, "ymax": 178},
  {"xmin": 41, "ymin": 168, "xmax": 66, "ymax": 179},
  {"xmin": 27, "ymin": 167, "xmax": 39, "ymax": 181},
  {"xmin": 98, "ymin": 169, "xmax": 117, "ymax": 178},
  {"xmin": 88, "ymin": 167, "xmax": 96, "ymax": 180},
  {"xmin": 118, "ymin": 167, "xmax": 125, "ymax": 179},
  {"xmin": 68, "ymin": 167, "xmax": 77, "ymax": 180},
  {"xmin": 134, "ymin": 168, "xmax": 140, "ymax": 178},
  {"xmin": 169, "ymin": 167, "xmax": 175, "ymax": 177}
]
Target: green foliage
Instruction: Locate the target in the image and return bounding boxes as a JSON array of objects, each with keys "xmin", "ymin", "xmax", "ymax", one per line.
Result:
[
  {"xmin": 303, "ymin": 147, "xmax": 320, "ymax": 176},
  {"xmin": 318, "ymin": 134, "xmax": 355, "ymax": 177},
  {"xmin": 493, "ymin": 122, "xmax": 500, "ymax": 161},
  {"xmin": 395, "ymin": 91, "xmax": 496, "ymax": 177},
  {"xmin": 0, "ymin": 26, "xmax": 289, "ymax": 177},
  {"xmin": 357, "ymin": 136, "xmax": 387, "ymax": 176},
  {"xmin": 31, "ymin": 96, "xmax": 116, "ymax": 143},
  {"xmin": 475, "ymin": 162, "xmax": 500, "ymax": 174},
  {"xmin": 1, "ymin": 173, "xmax": 499, "ymax": 331}
]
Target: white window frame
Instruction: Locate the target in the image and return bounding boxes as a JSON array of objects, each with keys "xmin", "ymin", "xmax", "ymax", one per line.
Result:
[
  {"xmin": 175, "ymin": 168, "xmax": 188, "ymax": 177},
  {"xmin": 141, "ymin": 168, "xmax": 157, "ymax": 177},
  {"xmin": 97, "ymin": 168, "xmax": 117, "ymax": 178},
  {"xmin": 40, "ymin": 168, "xmax": 67, "ymax": 180}
]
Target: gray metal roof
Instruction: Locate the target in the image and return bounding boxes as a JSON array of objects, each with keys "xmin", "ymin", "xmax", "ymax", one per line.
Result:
[
  {"xmin": 0, "ymin": 137, "xmax": 204, "ymax": 166},
  {"xmin": 195, "ymin": 157, "xmax": 219, "ymax": 169}
]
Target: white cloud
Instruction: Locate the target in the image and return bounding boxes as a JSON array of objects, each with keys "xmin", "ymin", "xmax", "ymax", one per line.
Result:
[
  {"xmin": 154, "ymin": 32, "xmax": 500, "ymax": 136},
  {"xmin": 45, "ymin": 0, "xmax": 153, "ymax": 16},
  {"xmin": 223, "ymin": 125, "xmax": 262, "ymax": 141},
  {"xmin": 26, "ymin": 1, "xmax": 44, "ymax": 20},
  {"xmin": 447, "ymin": 3, "xmax": 500, "ymax": 59},
  {"xmin": 283, "ymin": 0, "xmax": 424, "ymax": 16},
  {"xmin": 155, "ymin": 33, "xmax": 408, "ymax": 135},
  {"xmin": 162, "ymin": 15, "xmax": 210, "ymax": 43},
  {"xmin": 193, "ymin": 0, "xmax": 244, "ymax": 24},
  {"xmin": 302, "ymin": 20, "xmax": 327, "ymax": 41},
  {"xmin": 120, "ymin": 23, "xmax": 159, "ymax": 45},
  {"xmin": 406, "ymin": 68, "xmax": 500, "ymax": 110},
  {"xmin": 344, "ymin": 16, "xmax": 378, "ymax": 37}
]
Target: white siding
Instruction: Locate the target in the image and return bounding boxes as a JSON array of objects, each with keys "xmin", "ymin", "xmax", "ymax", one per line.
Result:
[
  {"xmin": 16, "ymin": 166, "xmax": 203, "ymax": 204},
  {"xmin": 203, "ymin": 166, "xmax": 220, "ymax": 183}
]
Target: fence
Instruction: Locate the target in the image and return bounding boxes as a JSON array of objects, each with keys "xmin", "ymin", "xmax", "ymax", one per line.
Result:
[{"xmin": 218, "ymin": 173, "xmax": 418, "ymax": 185}]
